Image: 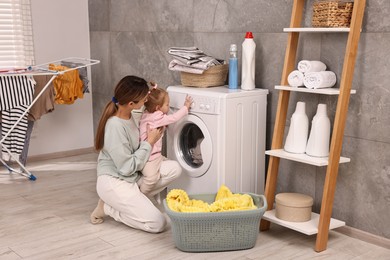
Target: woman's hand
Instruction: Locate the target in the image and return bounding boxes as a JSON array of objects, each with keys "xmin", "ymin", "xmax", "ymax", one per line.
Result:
[{"xmin": 146, "ymin": 124, "xmax": 164, "ymax": 146}]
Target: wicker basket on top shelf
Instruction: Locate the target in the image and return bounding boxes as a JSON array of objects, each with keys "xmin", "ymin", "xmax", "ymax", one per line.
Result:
[{"xmin": 312, "ymin": 1, "xmax": 354, "ymax": 28}]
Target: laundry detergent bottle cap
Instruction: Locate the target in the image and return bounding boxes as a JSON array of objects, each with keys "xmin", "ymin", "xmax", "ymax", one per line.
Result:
[
  {"xmin": 245, "ymin": 31, "xmax": 254, "ymax": 38},
  {"xmin": 241, "ymin": 32, "xmax": 256, "ymax": 90}
]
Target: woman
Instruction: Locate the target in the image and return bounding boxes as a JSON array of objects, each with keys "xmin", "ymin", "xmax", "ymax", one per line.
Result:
[{"xmin": 90, "ymin": 75, "xmax": 181, "ymax": 233}]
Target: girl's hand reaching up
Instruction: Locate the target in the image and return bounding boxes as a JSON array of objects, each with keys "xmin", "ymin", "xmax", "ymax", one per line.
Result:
[{"xmin": 184, "ymin": 95, "xmax": 193, "ymax": 110}]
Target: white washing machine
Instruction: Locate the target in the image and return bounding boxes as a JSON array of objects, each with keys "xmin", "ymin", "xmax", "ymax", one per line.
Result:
[{"xmin": 166, "ymin": 86, "xmax": 268, "ymax": 194}]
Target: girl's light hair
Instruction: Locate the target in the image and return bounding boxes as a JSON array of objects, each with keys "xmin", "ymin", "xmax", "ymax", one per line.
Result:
[{"xmin": 144, "ymin": 83, "xmax": 167, "ymax": 113}]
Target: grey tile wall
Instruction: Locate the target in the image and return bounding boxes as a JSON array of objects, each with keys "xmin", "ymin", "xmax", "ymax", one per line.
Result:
[{"xmin": 89, "ymin": 0, "xmax": 390, "ymax": 239}]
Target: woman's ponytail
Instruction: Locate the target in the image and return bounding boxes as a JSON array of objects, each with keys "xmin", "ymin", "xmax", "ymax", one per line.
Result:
[{"xmin": 94, "ymin": 101, "xmax": 117, "ymax": 151}]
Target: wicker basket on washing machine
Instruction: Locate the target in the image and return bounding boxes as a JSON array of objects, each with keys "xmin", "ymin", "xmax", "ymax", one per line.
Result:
[{"xmin": 180, "ymin": 64, "xmax": 228, "ymax": 88}]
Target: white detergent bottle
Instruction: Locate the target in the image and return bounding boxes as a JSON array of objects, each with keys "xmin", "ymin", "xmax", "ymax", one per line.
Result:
[
  {"xmin": 284, "ymin": 101, "xmax": 309, "ymax": 154},
  {"xmin": 306, "ymin": 104, "xmax": 331, "ymax": 157},
  {"xmin": 241, "ymin": 32, "xmax": 256, "ymax": 90}
]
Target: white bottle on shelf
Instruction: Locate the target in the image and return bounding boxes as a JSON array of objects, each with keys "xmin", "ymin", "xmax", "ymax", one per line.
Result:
[
  {"xmin": 241, "ymin": 31, "xmax": 256, "ymax": 90},
  {"xmin": 306, "ymin": 104, "xmax": 331, "ymax": 157},
  {"xmin": 284, "ymin": 101, "xmax": 309, "ymax": 154}
]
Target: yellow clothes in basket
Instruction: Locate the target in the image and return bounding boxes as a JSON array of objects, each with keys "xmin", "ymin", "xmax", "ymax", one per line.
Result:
[{"xmin": 167, "ymin": 185, "xmax": 256, "ymax": 213}]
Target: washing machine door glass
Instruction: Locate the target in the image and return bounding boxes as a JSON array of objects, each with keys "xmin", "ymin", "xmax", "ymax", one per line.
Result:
[{"xmin": 173, "ymin": 114, "xmax": 212, "ymax": 178}]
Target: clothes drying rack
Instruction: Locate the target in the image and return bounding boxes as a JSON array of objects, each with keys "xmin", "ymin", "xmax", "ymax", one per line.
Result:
[{"xmin": 0, "ymin": 57, "xmax": 100, "ymax": 180}]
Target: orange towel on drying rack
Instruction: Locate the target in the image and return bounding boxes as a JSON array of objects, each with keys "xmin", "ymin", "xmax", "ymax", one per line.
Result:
[{"xmin": 48, "ymin": 64, "xmax": 83, "ymax": 105}]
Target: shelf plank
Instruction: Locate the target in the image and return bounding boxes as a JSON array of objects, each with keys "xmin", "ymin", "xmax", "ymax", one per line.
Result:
[
  {"xmin": 262, "ymin": 209, "xmax": 345, "ymax": 235},
  {"xmin": 275, "ymin": 85, "xmax": 356, "ymax": 95},
  {"xmin": 265, "ymin": 149, "xmax": 350, "ymax": 166},
  {"xmin": 284, "ymin": 27, "xmax": 350, "ymax": 33}
]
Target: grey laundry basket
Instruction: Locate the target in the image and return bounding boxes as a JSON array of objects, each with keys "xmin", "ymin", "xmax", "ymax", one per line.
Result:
[{"xmin": 163, "ymin": 193, "xmax": 267, "ymax": 252}]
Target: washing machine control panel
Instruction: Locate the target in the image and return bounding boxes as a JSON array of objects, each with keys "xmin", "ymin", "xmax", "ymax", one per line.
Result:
[
  {"xmin": 191, "ymin": 96, "xmax": 219, "ymax": 114},
  {"xmin": 169, "ymin": 92, "xmax": 220, "ymax": 115}
]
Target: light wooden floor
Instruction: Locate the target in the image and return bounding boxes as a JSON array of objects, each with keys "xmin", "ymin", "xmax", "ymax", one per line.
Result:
[{"xmin": 0, "ymin": 153, "xmax": 389, "ymax": 260}]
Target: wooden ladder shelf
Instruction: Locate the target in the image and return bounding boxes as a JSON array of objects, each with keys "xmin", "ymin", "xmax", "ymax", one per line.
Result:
[{"xmin": 259, "ymin": 0, "xmax": 366, "ymax": 252}]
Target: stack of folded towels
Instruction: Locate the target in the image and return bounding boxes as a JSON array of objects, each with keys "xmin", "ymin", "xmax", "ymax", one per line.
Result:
[
  {"xmin": 168, "ymin": 46, "xmax": 224, "ymax": 74},
  {"xmin": 287, "ymin": 60, "xmax": 337, "ymax": 89}
]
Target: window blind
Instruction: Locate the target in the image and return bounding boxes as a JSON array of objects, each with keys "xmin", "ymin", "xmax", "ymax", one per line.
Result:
[{"xmin": 0, "ymin": 0, "xmax": 34, "ymax": 69}]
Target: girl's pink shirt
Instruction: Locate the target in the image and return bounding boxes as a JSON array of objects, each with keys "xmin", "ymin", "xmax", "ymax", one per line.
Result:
[{"xmin": 139, "ymin": 106, "xmax": 188, "ymax": 161}]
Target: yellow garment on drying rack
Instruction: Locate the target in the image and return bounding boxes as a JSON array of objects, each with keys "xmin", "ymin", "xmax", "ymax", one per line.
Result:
[
  {"xmin": 49, "ymin": 64, "xmax": 83, "ymax": 104},
  {"xmin": 166, "ymin": 185, "xmax": 257, "ymax": 213}
]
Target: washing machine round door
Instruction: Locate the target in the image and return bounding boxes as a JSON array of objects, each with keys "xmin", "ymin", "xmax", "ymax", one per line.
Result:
[{"xmin": 171, "ymin": 114, "xmax": 212, "ymax": 178}]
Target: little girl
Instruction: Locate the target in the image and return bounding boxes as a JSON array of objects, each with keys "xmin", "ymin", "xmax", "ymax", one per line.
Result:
[{"xmin": 139, "ymin": 84, "xmax": 192, "ymax": 196}]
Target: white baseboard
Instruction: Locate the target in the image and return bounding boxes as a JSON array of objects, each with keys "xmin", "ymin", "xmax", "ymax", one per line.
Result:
[
  {"xmin": 336, "ymin": 226, "xmax": 390, "ymax": 249},
  {"xmin": 26, "ymin": 147, "xmax": 97, "ymax": 163}
]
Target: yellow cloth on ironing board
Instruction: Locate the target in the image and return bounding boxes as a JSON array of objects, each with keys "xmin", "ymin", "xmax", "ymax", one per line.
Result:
[{"xmin": 166, "ymin": 185, "xmax": 256, "ymax": 213}]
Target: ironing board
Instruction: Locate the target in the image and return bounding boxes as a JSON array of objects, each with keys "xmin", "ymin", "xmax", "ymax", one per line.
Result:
[{"xmin": 0, "ymin": 57, "xmax": 100, "ymax": 180}]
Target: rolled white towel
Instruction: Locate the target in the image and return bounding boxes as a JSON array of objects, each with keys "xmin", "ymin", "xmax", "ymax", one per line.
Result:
[
  {"xmin": 288, "ymin": 70, "xmax": 305, "ymax": 87},
  {"xmin": 303, "ymin": 71, "xmax": 337, "ymax": 89},
  {"xmin": 298, "ymin": 60, "xmax": 327, "ymax": 73}
]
